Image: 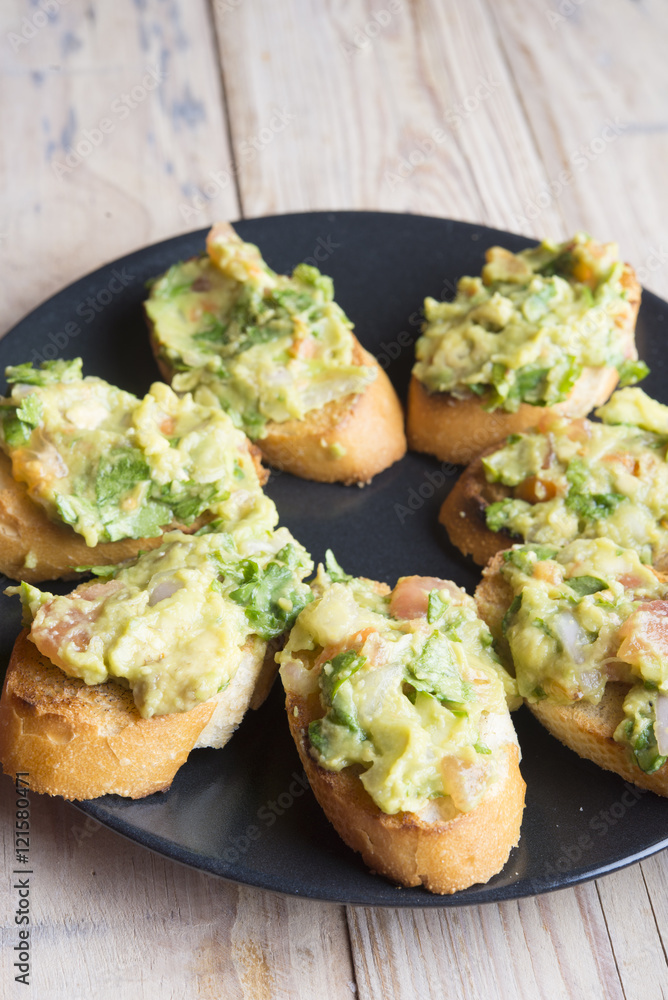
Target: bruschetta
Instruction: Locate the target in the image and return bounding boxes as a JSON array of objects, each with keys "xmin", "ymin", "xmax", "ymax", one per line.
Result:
[
  {"xmin": 475, "ymin": 538, "xmax": 668, "ymax": 794},
  {"xmin": 145, "ymin": 223, "xmax": 406, "ymax": 484},
  {"xmin": 407, "ymin": 233, "xmax": 643, "ymax": 465},
  {"xmin": 441, "ymin": 387, "xmax": 668, "ymax": 570},
  {"xmin": 0, "ymin": 358, "xmax": 275, "ymax": 581},
  {"xmin": 278, "ymin": 554, "xmax": 525, "ymax": 894},
  {"xmin": 0, "ymin": 526, "xmax": 313, "ymax": 799}
]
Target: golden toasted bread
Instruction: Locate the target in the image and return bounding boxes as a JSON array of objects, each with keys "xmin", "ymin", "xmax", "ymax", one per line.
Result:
[
  {"xmin": 151, "ymin": 331, "xmax": 407, "ymax": 484},
  {"xmin": 285, "ymin": 689, "xmax": 524, "ymax": 894},
  {"xmin": 0, "ymin": 628, "xmax": 272, "ymax": 800},
  {"xmin": 407, "ymin": 263, "xmax": 641, "ymax": 465},
  {"xmin": 475, "ymin": 552, "xmax": 668, "ymax": 795}
]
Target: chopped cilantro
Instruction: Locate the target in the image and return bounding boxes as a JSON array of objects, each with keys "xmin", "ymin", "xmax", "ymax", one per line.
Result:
[
  {"xmin": 502, "ymin": 593, "xmax": 523, "ymax": 636},
  {"xmin": 5, "ymin": 358, "xmax": 83, "ymax": 385},
  {"xmin": 324, "ymin": 549, "xmax": 353, "ymax": 583},
  {"xmin": 567, "ymin": 575, "xmax": 609, "ymax": 597},
  {"xmin": 617, "ymin": 359, "xmax": 650, "ymax": 387}
]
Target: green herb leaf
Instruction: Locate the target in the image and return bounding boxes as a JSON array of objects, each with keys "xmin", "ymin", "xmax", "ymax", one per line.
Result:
[
  {"xmin": 617, "ymin": 359, "xmax": 650, "ymax": 387},
  {"xmin": 324, "ymin": 549, "xmax": 353, "ymax": 583},
  {"xmin": 567, "ymin": 575, "xmax": 609, "ymax": 597},
  {"xmin": 502, "ymin": 593, "xmax": 523, "ymax": 636},
  {"xmin": 5, "ymin": 358, "xmax": 83, "ymax": 386},
  {"xmin": 406, "ymin": 632, "xmax": 472, "ymax": 707},
  {"xmin": 228, "ymin": 544, "xmax": 313, "ymax": 639},
  {"xmin": 485, "ymin": 499, "xmax": 515, "ymax": 533}
]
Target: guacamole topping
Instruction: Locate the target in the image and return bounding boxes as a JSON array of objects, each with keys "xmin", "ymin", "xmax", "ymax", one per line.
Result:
[
  {"xmin": 0, "ymin": 359, "xmax": 276, "ymax": 547},
  {"xmin": 145, "ymin": 224, "xmax": 376, "ymax": 439},
  {"xmin": 500, "ymin": 538, "xmax": 668, "ymax": 773},
  {"xmin": 9, "ymin": 527, "xmax": 313, "ymax": 718},
  {"xmin": 482, "ymin": 388, "xmax": 668, "ymax": 565},
  {"xmin": 413, "ymin": 233, "xmax": 643, "ymax": 411},
  {"xmin": 278, "ymin": 555, "xmax": 519, "ymax": 815}
]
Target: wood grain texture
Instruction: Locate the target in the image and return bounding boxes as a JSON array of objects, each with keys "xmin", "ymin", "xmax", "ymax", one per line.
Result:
[
  {"xmin": 0, "ymin": 0, "xmax": 238, "ymax": 336},
  {"xmin": 0, "ymin": 773, "xmax": 355, "ymax": 999},
  {"xmin": 3, "ymin": 0, "xmax": 668, "ymax": 996},
  {"xmin": 212, "ymin": 0, "xmax": 562, "ymax": 232},
  {"xmin": 485, "ymin": 0, "xmax": 668, "ymax": 297},
  {"xmin": 347, "ymin": 886, "xmax": 625, "ymax": 1000}
]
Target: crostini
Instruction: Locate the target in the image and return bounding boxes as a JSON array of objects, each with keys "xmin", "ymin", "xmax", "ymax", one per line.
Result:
[
  {"xmin": 0, "ymin": 526, "xmax": 313, "ymax": 799},
  {"xmin": 278, "ymin": 554, "xmax": 525, "ymax": 894},
  {"xmin": 441, "ymin": 388, "xmax": 668, "ymax": 569},
  {"xmin": 145, "ymin": 222, "xmax": 406, "ymax": 484},
  {"xmin": 475, "ymin": 538, "xmax": 668, "ymax": 794},
  {"xmin": 0, "ymin": 358, "xmax": 276, "ymax": 581},
  {"xmin": 407, "ymin": 233, "xmax": 643, "ymax": 465}
]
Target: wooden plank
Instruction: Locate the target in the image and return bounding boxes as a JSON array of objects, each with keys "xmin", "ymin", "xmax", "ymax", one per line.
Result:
[
  {"xmin": 595, "ymin": 867, "xmax": 668, "ymax": 1000},
  {"xmin": 348, "ymin": 884, "xmax": 623, "ymax": 1000},
  {"xmin": 0, "ymin": 774, "xmax": 355, "ymax": 999},
  {"xmin": 484, "ymin": 0, "xmax": 668, "ymax": 296},
  {"xmin": 213, "ymin": 2, "xmax": 668, "ymax": 997},
  {"xmin": 639, "ymin": 853, "xmax": 668, "ymax": 962},
  {"xmin": 0, "ymin": 0, "xmax": 238, "ymax": 336},
  {"xmin": 0, "ymin": 4, "xmax": 355, "ymax": 998},
  {"xmin": 213, "ymin": 0, "xmax": 561, "ymax": 234}
]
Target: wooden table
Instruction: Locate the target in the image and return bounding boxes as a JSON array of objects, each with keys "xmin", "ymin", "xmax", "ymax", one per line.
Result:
[{"xmin": 2, "ymin": 1, "xmax": 668, "ymax": 996}]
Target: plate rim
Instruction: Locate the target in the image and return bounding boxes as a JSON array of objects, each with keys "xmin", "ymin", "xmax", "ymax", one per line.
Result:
[{"xmin": 3, "ymin": 209, "xmax": 668, "ymax": 907}]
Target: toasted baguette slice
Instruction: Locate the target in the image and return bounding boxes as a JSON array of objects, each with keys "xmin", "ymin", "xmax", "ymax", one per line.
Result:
[
  {"xmin": 0, "ymin": 447, "xmax": 267, "ymax": 583},
  {"xmin": 0, "ymin": 451, "xmax": 204, "ymax": 582},
  {"xmin": 475, "ymin": 552, "xmax": 668, "ymax": 795},
  {"xmin": 279, "ymin": 572, "xmax": 525, "ymax": 893},
  {"xmin": 529, "ymin": 683, "xmax": 668, "ymax": 796},
  {"xmin": 0, "ymin": 629, "xmax": 272, "ymax": 799},
  {"xmin": 439, "ymin": 449, "xmax": 514, "ymax": 566},
  {"xmin": 152, "ymin": 333, "xmax": 406, "ymax": 484},
  {"xmin": 285, "ymin": 690, "xmax": 524, "ymax": 894},
  {"xmin": 407, "ymin": 263, "xmax": 641, "ymax": 465}
]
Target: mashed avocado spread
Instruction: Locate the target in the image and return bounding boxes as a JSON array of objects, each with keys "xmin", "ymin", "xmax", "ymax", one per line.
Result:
[
  {"xmin": 10, "ymin": 527, "xmax": 313, "ymax": 718},
  {"xmin": 482, "ymin": 388, "xmax": 668, "ymax": 564},
  {"xmin": 413, "ymin": 233, "xmax": 645, "ymax": 410},
  {"xmin": 500, "ymin": 538, "xmax": 668, "ymax": 773},
  {"xmin": 278, "ymin": 553, "xmax": 519, "ymax": 815},
  {"xmin": 0, "ymin": 358, "xmax": 276, "ymax": 547},
  {"xmin": 145, "ymin": 225, "xmax": 376, "ymax": 438}
]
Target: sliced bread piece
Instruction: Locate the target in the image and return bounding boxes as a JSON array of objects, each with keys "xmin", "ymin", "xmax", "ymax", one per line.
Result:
[
  {"xmin": 146, "ymin": 223, "xmax": 406, "ymax": 484},
  {"xmin": 476, "ymin": 540, "xmax": 668, "ymax": 795},
  {"xmin": 278, "ymin": 564, "xmax": 525, "ymax": 893},
  {"xmin": 407, "ymin": 236, "xmax": 642, "ymax": 465}
]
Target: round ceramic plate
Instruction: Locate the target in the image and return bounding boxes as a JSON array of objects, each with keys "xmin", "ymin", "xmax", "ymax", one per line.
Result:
[{"xmin": 2, "ymin": 212, "xmax": 668, "ymax": 907}]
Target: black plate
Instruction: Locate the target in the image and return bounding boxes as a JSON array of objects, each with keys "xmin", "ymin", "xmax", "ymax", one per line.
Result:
[{"xmin": 2, "ymin": 212, "xmax": 668, "ymax": 907}]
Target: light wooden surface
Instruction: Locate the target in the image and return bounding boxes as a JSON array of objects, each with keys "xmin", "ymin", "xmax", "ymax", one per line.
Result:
[{"xmin": 2, "ymin": 1, "xmax": 668, "ymax": 997}]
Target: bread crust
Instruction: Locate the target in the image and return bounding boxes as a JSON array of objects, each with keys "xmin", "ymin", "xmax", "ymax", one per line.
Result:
[
  {"xmin": 407, "ymin": 264, "xmax": 641, "ymax": 465},
  {"xmin": 474, "ymin": 553, "xmax": 668, "ymax": 795},
  {"xmin": 150, "ymin": 327, "xmax": 407, "ymax": 485},
  {"xmin": 0, "ymin": 629, "xmax": 271, "ymax": 799},
  {"xmin": 528, "ymin": 684, "xmax": 668, "ymax": 796},
  {"xmin": 0, "ymin": 444, "xmax": 267, "ymax": 583},
  {"xmin": 439, "ymin": 450, "xmax": 514, "ymax": 565},
  {"xmin": 284, "ymin": 689, "xmax": 525, "ymax": 894}
]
